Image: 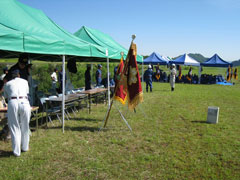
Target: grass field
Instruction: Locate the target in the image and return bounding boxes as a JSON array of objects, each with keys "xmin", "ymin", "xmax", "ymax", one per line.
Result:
[{"xmin": 0, "ymin": 70, "xmax": 240, "ymax": 179}]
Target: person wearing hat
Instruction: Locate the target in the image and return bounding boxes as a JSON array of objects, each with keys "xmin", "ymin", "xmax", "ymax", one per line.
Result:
[
  {"xmin": 95, "ymin": 64, "xmax": 102, "ymax": 86},
  {"xmin": 144, "ymin": 65, "xmax": 153, "ymax": 92},
  {"xmin": 4, "ymin": 69, "xmax": 31, "ymax": 157},
  {"xmin": 51, "ymin": 68, "xmax": 58, "ymax": 93},
  {"xmin": 6, "ymin": 53, "xmax": 29, "ymax": 81},
  {"xmin": 85, "ymin": 64, "xmax": 92, "ymax": 90},
  {"xmin": 170, "ymin": 64, "xmax": 177, "ymax": 91},
  {"xmin": 0, "ymin": 67, "xmax": 8, "ymax": 80}
]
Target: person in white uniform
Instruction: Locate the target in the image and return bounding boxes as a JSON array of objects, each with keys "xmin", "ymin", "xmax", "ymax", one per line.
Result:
[
  {"xmin": 170, "ymin": 64, "xmax": 177, "ymax": 91},
  {"xmin": 51, "ymin": 68, "xmax": 58, "ymax": 93},
  {"xmin": 4, "ymin": 69, "xmax": 31, "ymax": 157}
]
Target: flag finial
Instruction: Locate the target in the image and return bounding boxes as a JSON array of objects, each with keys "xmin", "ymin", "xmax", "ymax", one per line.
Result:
[
  {"xmin": 120, "ymin": 52, "xmax": 124, "ymax": 57},
  {"xmin": 132, "ymin": 34, "xmax": 136, "ymax": 41}
]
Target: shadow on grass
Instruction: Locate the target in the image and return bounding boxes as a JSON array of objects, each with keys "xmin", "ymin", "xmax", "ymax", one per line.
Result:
[
  {"xmin": 0, "ymin": 150, "xmax": 12, "ymax": 158},
  {"xmin": 191, "ymin": 120, "xmax": 209, "ymax": 124},
  {"xmin": 68, "ymin": 117, "xmax": 99, "ymax": 122},
  {"xmin": 65, "ymin": 126, "xmax": 100, "ymax": 132}
]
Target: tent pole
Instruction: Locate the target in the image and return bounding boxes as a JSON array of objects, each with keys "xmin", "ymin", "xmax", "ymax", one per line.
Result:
[
  {"xmin": 198, "ymin": 66, "xmax": 201, "ymax": 84},
  {"xmin": 106, "ymin": 49, "xmax": 110, "ymax": 107},
  {"xmin": 62, "ymin": 55, "xmax": 66, "ymax": 133},
  {"xmin": 29, "ymin": 58, "xmax": 34, "ymax": 106}
]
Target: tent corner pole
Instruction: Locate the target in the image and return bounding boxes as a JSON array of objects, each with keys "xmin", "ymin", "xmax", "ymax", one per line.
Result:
[
  {"xmin": 106, "ymin": 49, "xmax": 110, "ymax": 107},
  {"xmin": 62, "ymin": 55, "xmax": 66, "ymax": 133}
]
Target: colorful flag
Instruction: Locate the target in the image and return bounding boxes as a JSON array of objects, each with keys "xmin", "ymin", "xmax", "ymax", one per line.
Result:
[
  {"xmin": 114, "ymin": 57, "xmax": 127, "ymax": 104},
  {"xmin": 186, "ymin": 66, "xmax": 192, "ymax": 82},
  {"xmin": 121, "ymin": 42, "xmax": 143, "ymax": 110},
  {"xmin": 234, "ymin": 68, "xmax": 238, "ymax": 80},
  {"xmin": 178, "ymin": 65, "xmax": 182, "ymax": 80},
  {"xmin": 227, "ymin": 65, "xmax": 231, "ymax": 81}
]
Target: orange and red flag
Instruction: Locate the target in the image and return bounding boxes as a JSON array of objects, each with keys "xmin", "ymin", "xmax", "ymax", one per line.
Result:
[
  {"xmin": 121, "ymin": 42, "xmax": 143, "ymax": 110},
  {"xmin": 227, "ymin": 65, "xmax": 231, "ymax": 81},
  {"xmin": 234, "ymin": 68, "xmax": 238, "ymax": 80},
  {"xmin": 178, "ymin": 65, "xmax": 182, "ymax": 80},
  {"xmin": 114, "ymin": 57, "xmax": 127, "ymax": 104}
]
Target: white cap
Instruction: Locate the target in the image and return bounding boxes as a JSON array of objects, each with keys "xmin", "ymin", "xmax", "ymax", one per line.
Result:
[
  {"xmin": 172, "ymin": 64, "xmax": 175, "ymax": 67},
  {"xmin": 148, "ymin": 65, "xmax": 152, "ymax": 69}
]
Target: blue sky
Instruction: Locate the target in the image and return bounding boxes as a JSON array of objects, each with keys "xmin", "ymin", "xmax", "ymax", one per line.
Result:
[{"xmin": 18, "ymin": 0, "xmax": 240, "ymax": 61}]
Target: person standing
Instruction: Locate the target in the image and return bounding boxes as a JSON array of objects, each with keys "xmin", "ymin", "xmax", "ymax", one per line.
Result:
[
  {"xmin": 6, "ymin": 53, "xmax": 29, "ymax": 81},
  {"xmin": 0, "ymin": 67, "xmax": 8, "ymax": 80},
  {"xmin": 113, "ymin": 65, "xmax": 119, "ymax": 84},
  {"xmin": 144, "ymin": 65, "xmax": 153, "ymax": 92},
  {"xmin": 4, "ymin": 69, "xmax": 31, "ymax": 157},
  {"xmin": 58, "ymin": 68, "xmax": 67, "ymax": 93},
  {"xmin": 51, "ymin": 68, "xmax": 58, "ymax": 92},
  {"xmin": 95, "ymin": 64, "xmax": 102, "ymax": 86},
  {"xmin": 85, "ymin": 64, "xmax": 92, "ymax": 90},
  {"xmin": 170, "ymin": 64, "xmax": 177, "ymax": 91}
]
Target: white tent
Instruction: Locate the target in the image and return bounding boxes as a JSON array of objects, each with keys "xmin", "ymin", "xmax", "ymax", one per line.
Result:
[{"xmin": 170, "ymin": 54, "xmax": 200, "ymax": 66}]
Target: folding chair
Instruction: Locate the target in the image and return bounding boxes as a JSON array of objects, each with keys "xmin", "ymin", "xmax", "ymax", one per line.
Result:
[
  {"xmin": 40, "ymin": 97, "xmax": 61, "ymax": 125},
  {"xmin": 48, "ymin": 95, "xmax": 71, "ymax": 120}
]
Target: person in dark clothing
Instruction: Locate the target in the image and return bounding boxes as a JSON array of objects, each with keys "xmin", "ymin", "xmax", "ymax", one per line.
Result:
[
  {"xmin": 144, "ymin": 65, "xmax": 153, "ymax": 92},
  {"xmin": 113, "ymin": 65, "xmax": 119, "ymax": 84},
  {"xmin": 58, "ymin": 68, "xmax": 67, "ymax": 93},
  {"xmin": 101, "ymin": 73, "xmax": 115, "ymax": 88},
  {"xmin": 6, "ymin": 53, "xmax": 29, "ymax": 81},
  {"xmin": 85, "ymin": 64, "xmax": 91, "ymax": 90},
  {"xmin": 95, "ymin": 64, "xmax": 102, "ymax": 86}
]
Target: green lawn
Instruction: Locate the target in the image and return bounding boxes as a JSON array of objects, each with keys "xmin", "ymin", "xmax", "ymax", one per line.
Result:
[{"xmin": 0, "ymin": 82, "xmax": 240, "ymax": 180}]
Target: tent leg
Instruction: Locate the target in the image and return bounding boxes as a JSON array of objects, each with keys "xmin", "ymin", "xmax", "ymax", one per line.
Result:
[
  {"xmin": 62, "ymin": 55, "xmax": 66, "ymax": 133},
  {"xmin": 106, "ymin": 49, "xmax": 110, "ymax": 108}
]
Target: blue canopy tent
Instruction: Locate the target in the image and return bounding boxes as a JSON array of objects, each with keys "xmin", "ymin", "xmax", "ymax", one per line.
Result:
[
  {"xmin": 143, "ymin": 52, "xmax": 169, "ymax": 65},
  {"xmin": 200, "ymin": 54, "xmax": 232, "ymax": 67},
  {"xmin": 200, "ymin": 54, "xmax": 233, "ymax": 85}
]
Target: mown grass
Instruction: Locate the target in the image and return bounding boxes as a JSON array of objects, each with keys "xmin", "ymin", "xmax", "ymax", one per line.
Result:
[{"xmin": 0, "ymin": 77, "xmax": 240, "ymax": 179}]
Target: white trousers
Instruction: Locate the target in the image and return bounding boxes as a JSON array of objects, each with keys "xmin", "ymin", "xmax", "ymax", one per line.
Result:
[
  {"xmin": 8, "ymin": 99, "xmax": 31, "ymax": 156},
  {"xmin": 170, "ymin": 76, "xmax": 176, "ymax": 88}
]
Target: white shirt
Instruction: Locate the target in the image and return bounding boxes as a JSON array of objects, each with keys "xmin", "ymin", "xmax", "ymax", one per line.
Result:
[
  {"xmin": 51, "ymin": 72, "xmax": 58, "ymax": 83},
  {"xmin": 4, "ymin": 77, "xmax": 29, "ymax": 100},
  {"xmin": 0, "ymin": 74, "xmax": 6, "ymax": 80},
  {"xmin": 170, "ymin": 68, "xmax": 177, "ymax": 78}
]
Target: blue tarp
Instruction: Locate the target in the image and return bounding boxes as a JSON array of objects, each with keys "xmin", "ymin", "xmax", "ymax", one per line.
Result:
[
  {"xmin": 143, "ymin": 52, "xmax": 168, "ymax": 65},
  {"xmin": 201, "ymin": 54, "xmax": 232, "ymax": 67},
  {"xmin": 216, "ymin": 82, "xmax": 233, "ymax": 86}
]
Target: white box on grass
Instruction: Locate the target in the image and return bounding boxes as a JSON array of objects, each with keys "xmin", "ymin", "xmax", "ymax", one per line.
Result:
[{"xmin": 207, "ymin": 106, "xmax": 219, "ymax": 124}]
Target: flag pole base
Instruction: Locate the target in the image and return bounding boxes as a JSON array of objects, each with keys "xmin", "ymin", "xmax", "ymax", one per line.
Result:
[{"xmin": 99, "ymin": 100, "xmax": 132, "ymax": 132}]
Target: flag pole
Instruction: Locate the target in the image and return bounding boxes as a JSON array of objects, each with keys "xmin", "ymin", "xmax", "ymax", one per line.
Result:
[
  {"xmin": 100, "ymin": 52, "xmax": 124, "ymax": 130},
  {"xmin": 100, "ymin": 34, "xmax": 136, "ymax": 131},
  {"xmin": 142, "ymin": 56, "xmax": 144, "ymax": 94}
]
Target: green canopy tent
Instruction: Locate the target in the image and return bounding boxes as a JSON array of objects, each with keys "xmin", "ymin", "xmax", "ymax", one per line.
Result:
[
  {"xmin": 74, "ymin": 26, "xmax": 143, "ymax": 63},
  {"xmin": 0, "ymin": 0, "xmax": 119, "ymax": 59},
  {"xmin": 0, "ymin": 0, "xmax": 118, "ymax": 132},
  {"xmin": 74, "ymin": 26, "xmax": 144, "ymax": 87}
]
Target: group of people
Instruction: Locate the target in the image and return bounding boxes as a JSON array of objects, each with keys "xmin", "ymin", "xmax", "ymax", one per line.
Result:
[
  {"xmin": 144, "ymin": 64, "xmax": 177, "ymax": 92},
  {"xmin": 84, "ymin": 64, "xmax": 115, "ymax": 91},
  {"xmin": 0, "ymin": 54, "xmax": 31, "ymax": 157}
]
